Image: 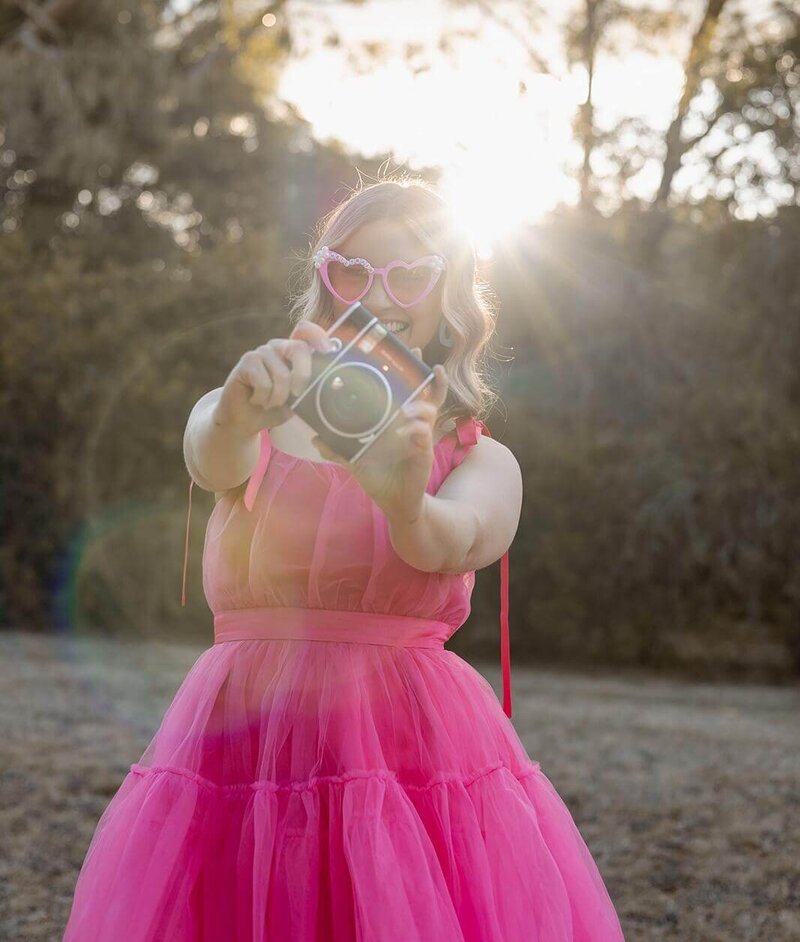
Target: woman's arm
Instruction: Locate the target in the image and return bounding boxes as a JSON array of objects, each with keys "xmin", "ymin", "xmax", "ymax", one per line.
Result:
[
  {"xmin": 184, "ymin": 387, "xmax": 261, "ymax": 493},
  {"xmin": 386, "ymin": 436, "xmax": 523, "ymax": 574}
]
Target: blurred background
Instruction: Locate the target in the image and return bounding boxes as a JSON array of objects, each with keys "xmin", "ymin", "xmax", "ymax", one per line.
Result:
[
  {"xmin": 1, "ymin": 0, "xmax": 798, "ymax": 679},
  {"xmin": 1, "ymin": 2, "xmax": 799, "ymax": 940}
]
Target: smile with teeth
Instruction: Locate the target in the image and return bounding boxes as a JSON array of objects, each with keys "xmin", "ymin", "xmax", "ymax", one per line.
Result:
[{"xmin": 381, "ymin": 320, "xmax": 410, "ymax": 334}]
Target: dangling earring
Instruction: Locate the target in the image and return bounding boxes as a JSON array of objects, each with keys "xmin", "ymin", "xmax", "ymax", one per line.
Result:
[{"xmin": 438, "ymin": 318, "xmax": 454, "ymax": 347}]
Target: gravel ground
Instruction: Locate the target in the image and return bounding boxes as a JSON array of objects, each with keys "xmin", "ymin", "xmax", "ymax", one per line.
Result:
[{"xmin": 1, "ymin": 629, "xmax": 798, "ymax": 942}]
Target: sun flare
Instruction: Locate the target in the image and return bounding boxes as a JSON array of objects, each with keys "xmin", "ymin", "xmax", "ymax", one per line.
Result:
[
  {"xmin": 435, "ymin": 72, "xmax": 579, "ymax": 256},
  {"xmin": 278, "ymin": 28, "xmax": 579, "ymax": 256},
  {"xmin": 273, "ymin": 0, "xmax": 767, "ymax": 248},
  {"xmin": 437, "ymin": 85, "xmax": 577, "ymax": 253}
]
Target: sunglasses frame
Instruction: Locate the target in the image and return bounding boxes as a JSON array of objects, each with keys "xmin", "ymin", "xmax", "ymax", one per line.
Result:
[{"xmin": 313, "ymin": 245, "xmax": 447, "ymax": 309}]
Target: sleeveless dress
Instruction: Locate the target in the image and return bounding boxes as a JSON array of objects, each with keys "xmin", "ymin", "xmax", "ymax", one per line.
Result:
[{"xmin": 62, "ymin": 415, "xmax": 626, "ymax": 942}]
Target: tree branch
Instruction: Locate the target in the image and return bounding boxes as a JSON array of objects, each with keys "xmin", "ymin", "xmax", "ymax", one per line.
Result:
[
  {"xmin": 652, "ymin": 0, "xmax": 730, "ymax": 211},
  {"xmin": 472, "ymin": 0, "xmax": 552, "ymax": 74},
  {"xmin": 11, "ymin": 0, "xmax": 66, "ymax": 43},
  {"xmin": 185, "ymin": 2, "xmax": 289, "ymax": 87},
  {"xmin": 5, "ymin": 0, "xmax": 83, "ymax": 52}
]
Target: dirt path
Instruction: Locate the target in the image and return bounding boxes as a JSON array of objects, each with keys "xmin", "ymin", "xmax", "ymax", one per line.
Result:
[{"xmin": 1, "ymin": 630, "xmax": 798, "ymax": 941}]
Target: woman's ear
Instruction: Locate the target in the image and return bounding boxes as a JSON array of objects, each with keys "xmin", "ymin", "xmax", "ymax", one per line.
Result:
[{"xmin": 421, "ymin": 340, "xmax": 444, "ymax": 366}]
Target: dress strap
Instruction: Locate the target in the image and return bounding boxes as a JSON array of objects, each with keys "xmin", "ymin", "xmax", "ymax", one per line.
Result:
[
  {"xmin": 180, "ymin": 428, "xmax": 272, "ymax": 607},
  {"xmin": 180, "ymin": 477, "xmax": 194, "ymax": 608},
  {"xmin": 453, "ymin": 416, "xmax": 513, "ymax": 719},
  {"xmin": 244, "ymin": 428, "xmax": 272, "ymax": 512}
]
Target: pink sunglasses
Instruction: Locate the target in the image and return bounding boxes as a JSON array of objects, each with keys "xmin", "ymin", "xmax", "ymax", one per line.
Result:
[{"xmin": 313, "ymin": 245, "xmax": 447, "ymax": 309}]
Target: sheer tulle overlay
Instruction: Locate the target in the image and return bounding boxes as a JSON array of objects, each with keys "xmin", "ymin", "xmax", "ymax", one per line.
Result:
[{"xmin": 63, "ymin": 417, "xmax": 625, "ymax": 941}]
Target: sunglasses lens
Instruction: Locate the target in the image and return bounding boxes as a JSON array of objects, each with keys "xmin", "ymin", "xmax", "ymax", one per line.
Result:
[
  {"xmin": 387, "ymin": 263, "xmax": 437, "ymax": 304},
  {"xmin": 328, "ymin": 260, "xmax": 371, "ymax": 302}
]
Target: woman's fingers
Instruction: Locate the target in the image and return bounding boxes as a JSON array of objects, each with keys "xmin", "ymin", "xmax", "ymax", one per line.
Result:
[
  {"xmin": 395, "ymin": 418, "xmax": 431, "ymax": 445},
  {"xmin": 290, "ymin": 319, "xmax": 333, "ymax": 353},
  {"xmin": 273, "ymin": 338, "xmax": 314, "ymax": 398},
  {"xmin": 259, "ymin": 345, "xmax": 292, "ymax": 406},
  {"xmin": 238, "ymin": 350, "xmax": 276, "ymax": 409},
  {"xmin": 402, "ymin": 399, "xmax": 438, "ymax": 422},
  {"xmin": 431, "ymin": 364, "xmax": 449, "ymax": 406},
  {"xmin": 409, "ymin": 345, "xmax": 448, "ymax": 414}
]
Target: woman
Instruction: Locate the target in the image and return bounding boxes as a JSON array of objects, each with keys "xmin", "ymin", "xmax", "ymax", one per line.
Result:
[{"xmin": 63, "ymin": 178, "xmax": 625, "ymax": 940}]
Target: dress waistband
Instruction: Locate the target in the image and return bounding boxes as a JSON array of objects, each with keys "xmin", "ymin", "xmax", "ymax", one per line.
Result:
[{"xmin": 213, "ymin": 606, "xmax": 451, "ymax": 649}]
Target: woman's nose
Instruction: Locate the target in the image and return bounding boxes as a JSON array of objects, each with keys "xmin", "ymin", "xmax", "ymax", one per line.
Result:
[{"xmin": 363, "ymin": 275, "xmax": 393, "ymax": 311}]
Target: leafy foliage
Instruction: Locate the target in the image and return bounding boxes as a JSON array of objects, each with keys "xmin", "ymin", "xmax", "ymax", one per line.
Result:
[{"xmin": 1, "ymin": 0, "xmax": 797, "ymax": 679}]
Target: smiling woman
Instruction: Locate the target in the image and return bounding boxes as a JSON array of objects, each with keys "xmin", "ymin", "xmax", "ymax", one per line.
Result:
[{"xmin": 62, "ymin": 177, "xmax": 626, "ymax": 942}]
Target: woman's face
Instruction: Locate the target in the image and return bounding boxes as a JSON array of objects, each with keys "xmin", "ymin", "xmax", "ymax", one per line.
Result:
[{"xmin": 324, "ymin": 219, "xmax": 445, "ymax": 353}]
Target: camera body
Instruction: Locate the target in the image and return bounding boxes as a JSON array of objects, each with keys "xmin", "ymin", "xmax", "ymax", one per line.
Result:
[{"xmin": 287, "ymin": 302, "xmax": 436, "ymax": 463}]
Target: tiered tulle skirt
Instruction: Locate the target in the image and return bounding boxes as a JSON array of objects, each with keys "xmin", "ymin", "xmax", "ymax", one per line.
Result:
[{"xmin": 63, "ymin": 637, "xmax": 625, "ymax": 941}]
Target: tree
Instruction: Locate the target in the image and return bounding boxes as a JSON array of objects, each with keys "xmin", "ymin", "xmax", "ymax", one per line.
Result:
[
  {"xmin": 0, "ymin": 0, "xmax": 368, "ymax": 629},
  {"xmin": 564, "ymin": 0, "xmax": 684, "ymax": 212},
  {"xmin": 640, "ymin": 0, "xmax": 799, "ymax": 257}
]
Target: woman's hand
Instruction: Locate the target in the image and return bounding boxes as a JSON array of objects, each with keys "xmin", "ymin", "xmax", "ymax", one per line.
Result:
[
  {"xmin": 312, "ymin": 349, "xmax": 450, "ymax": 523},
  {"xmin": 212, "ymin": 320, "xmax": 333, "ymax": 437}
]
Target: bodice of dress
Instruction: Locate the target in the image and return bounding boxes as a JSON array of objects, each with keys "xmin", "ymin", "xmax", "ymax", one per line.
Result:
[{"xmin": 180, "ymin": 414, "xmax": 512, "ymax": 716}]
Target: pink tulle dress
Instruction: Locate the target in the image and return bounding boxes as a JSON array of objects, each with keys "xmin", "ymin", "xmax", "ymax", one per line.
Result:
[{"xmin": 62, "ymin": 415, "xmax": 626, "ymax": 941}]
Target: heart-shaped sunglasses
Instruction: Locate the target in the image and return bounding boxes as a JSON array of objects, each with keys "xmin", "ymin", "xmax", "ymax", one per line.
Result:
[{"xmin": 313, "ymin": 245, "xmax": 447, "ymax": 309}]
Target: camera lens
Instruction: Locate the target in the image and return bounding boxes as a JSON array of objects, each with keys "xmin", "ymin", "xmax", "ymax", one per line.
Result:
[{"xmin": 317, "ymin": 363, "xmax": 391, "ymax": 436}]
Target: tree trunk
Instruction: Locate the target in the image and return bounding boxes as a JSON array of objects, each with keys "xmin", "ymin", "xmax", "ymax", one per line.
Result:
[
  {"xmin": 642, "ymin": 0, "xmax": 729, "ymax": 261},
  {"xmin": 579, "ymin": 0, "xmax": 598, "ymax": 211}
]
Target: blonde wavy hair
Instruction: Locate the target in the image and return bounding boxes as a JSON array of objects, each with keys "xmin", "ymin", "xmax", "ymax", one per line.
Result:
[{"xmin": 287, "ymin": 174, "xmax": 502, "ymax": 434}]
